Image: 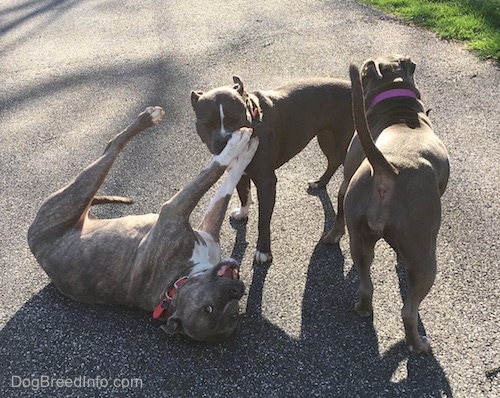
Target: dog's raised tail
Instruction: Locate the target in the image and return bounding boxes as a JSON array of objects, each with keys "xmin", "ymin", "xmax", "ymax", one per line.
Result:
[
  {"xmin": 91, "ymin": 196, "xmax": 134, "ymax": 206},
  {"xmin": 349, "ymin": 63, "xmax": 399, "ymax": 179}
]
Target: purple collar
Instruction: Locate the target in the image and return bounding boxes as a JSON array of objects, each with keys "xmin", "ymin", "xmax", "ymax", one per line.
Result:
[{"xmin": 368, "ymin": 89, "xmax": 418, "ymax": 109}]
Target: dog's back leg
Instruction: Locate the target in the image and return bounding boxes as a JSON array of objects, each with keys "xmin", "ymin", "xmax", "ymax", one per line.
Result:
[
  {"xmin": 28, "ymin": 107, "xmax": 164, "ymax": 246},
  {"xmin": 309, "ymin": 129, "xmax": 342, "ymax": 189},
  {"xmin": 349, "ymin": 230, "xmax": 378, "ymax": 317},
  {"xmin": 322, "ymin": 178, "xmax": 348, "ymax": 244},
  {"xmin": 397, "ymin": 222, "xmax": 439, "ymax": 354},
  {"xmin": 399, "ymin": 246, "xmax": 437, "ymax": 354}
]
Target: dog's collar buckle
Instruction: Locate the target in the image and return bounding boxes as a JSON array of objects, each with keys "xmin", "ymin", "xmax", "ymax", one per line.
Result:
[
  {"xmin": 152, "ymin": 276, "xmax": 189, "ymax": 319},
  {"xmin": 369, "ymin": 89, "xmax": 418, "ymax": 109}
]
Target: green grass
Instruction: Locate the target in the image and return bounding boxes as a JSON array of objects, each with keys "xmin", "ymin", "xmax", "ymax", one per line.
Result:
[{"xmin": 358, "ymin": 0, "xmax": 500, "ymax": 61}]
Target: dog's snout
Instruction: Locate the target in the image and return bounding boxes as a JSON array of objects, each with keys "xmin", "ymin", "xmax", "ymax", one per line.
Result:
[{"xmin": 229, "ymin": 285, "xmax": 244, "ymax": 299}]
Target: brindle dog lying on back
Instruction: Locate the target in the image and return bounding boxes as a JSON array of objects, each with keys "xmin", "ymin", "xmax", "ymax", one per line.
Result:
[{"xmin": 28, "ymin": 107, "xmax": 259, "ymax": 342}]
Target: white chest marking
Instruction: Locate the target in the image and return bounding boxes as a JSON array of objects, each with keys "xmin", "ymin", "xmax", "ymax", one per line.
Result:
[{"xmin": 189, "ymin": 231, "xmax": 221, "ymax": 276}]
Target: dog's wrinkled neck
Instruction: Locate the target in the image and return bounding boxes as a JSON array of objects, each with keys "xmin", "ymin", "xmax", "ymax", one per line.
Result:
[
  {"xmin": 368, "ymin": 89, "xmax": 418, "ymax": 109},
  {"xmin": 364, "ymin": 82, "xmax": 421, "ymax": 110}
]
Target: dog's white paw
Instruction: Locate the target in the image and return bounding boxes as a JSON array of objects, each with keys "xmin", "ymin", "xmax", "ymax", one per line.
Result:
[
  {"xmin": 407, "ymin": 336, "xmax": 432, "ymax": 354},
  {"xmin": 231, "ymin": 206, "xmax": 250, "ymax": 220},
  {"xmin": 145, "ymin": 106, "xmax": 165, "ymax": 124},
  {"xmin": 216, "ymin": 128, "xmax": 253, "ymax": 166},
  {"xmin": 240, "ymin": 135, "xmax": 259, "ymax": 161},
  {"xmin": 228, "ymin": 136, "xmax": 259, "ymax": 175},
  {"xmin": 254, "ymin": 250, "xmax": 272, "ymax": 265}
]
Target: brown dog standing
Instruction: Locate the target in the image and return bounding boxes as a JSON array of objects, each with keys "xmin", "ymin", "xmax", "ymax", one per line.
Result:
[
  {"xmin": 191, "ymin": 76, "xmax": 354, "ymax": 264},
  {"xmin": 324, "ymin": 56, "xmax": 449, "ymax": 354}
]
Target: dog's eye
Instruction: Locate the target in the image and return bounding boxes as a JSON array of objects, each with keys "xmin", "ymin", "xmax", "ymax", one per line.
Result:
[{"xmin": 203, "ymin": 305, "xmax": 213, "ymax": 314}]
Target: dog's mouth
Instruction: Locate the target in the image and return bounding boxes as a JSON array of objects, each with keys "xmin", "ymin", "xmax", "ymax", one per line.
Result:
[
  {"xmin": 215, "ymin": 258, "xmax": 240, "ymax": 280},
  {"xmin": 217, "ymin": 264, "xmax": 239, "ymax": 280}
]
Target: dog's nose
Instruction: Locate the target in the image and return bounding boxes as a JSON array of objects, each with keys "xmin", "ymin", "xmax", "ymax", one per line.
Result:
[{"xmin": 229, "ymin": 285, "xmax": 244, "ymax": 299}]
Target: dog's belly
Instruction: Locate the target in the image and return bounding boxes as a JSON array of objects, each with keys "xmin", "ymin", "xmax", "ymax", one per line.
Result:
[{"xmin": 38, "ymin": 214, "xmax": 158, "ymax": 306}]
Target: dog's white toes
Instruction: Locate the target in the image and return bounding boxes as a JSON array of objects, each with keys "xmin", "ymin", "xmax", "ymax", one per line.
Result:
[
  {"xmin": 216, "ymin": 129, "xmax": 253, "ymax": 166},
  {"xmin": 239, "ymin": 127, "xmax": 253, "ymax": 136},
  {"xmin": 254, "ymin": 250, "xmax": 272, "ymax": 265},
  {"xmin": 237, "ymin": 128, "xmax": 252, "ymax": 145},
  {"xmin": 232, "ymin": 137, "xmax": 259, "ymax": 171},
  {"xmin": 421, "ymin": 336, "xmax": 432, "ymax": 347},
  {"xmin": 246, "ymin": 136, "xmax": 259, "ymax": 155},
  {"xmin": 407, "ymin": 336, "xmax": 432, "ymax": 354},
  {"xmin": 231, "ymin": 207, "xmax": 249, "ymax": 221},
  {"xmin": 150, "ymin": 107, "xmax": 165, "ymax": 124}
]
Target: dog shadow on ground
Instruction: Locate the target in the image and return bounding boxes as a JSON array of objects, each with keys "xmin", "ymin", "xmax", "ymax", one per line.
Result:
[{"xmin": 0, "ymin": 194, "xmax": 452, "ymax": 398}]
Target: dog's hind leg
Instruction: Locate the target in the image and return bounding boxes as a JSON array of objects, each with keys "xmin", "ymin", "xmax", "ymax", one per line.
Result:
[
  {"xmin": 322, "ymin": 178, "xmax": 348, "ymax": 244},
  {"xmin": 28, "ymin": 107, "xmax": 164, "ymax": 245},
  {"xmin": 398, "ymin": 235, "xmax": 438, "ymax": 354},
  {"xmin": 349, "ymin": 230, "xmax": 378, "ymax": 317},
  {"xmin": 309, "ymin": 130, "xmax": 343, "ymax": 189}
]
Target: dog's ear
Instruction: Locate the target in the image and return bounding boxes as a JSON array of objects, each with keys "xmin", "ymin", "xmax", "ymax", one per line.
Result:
[
  {"xmin": 160, "ymin": 317, "xmax": 184, "ymax": 335},
  {"xmin": 400, "ymin": 57, "xmax": 416, "ymax": 78},
  {"xmin": 232, "ymin": 75, "xmax": 246, "ymax": 96},
  {"xmin": 362, "ymin": 59, "xmax": 383, "ymax": 80},
  {"xmin": 191, "ymin": 90, "xmax": 204, "ymax": 109}
]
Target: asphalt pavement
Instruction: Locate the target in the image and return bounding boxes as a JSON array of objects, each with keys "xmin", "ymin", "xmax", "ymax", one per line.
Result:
[{"xmin": 1, "ymin": 0, "xmax": 499, "ymax": 397}]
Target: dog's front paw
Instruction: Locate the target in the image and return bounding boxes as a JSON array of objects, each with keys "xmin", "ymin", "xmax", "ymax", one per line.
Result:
[
  {"xmin": 407, "ymin": 336, "xmax": 432, "ymax": 355},
  {"xmin": 354, "ymin": 302, "xmax": 373, "ymax": 317},
  {"xmin": 254, "ymin": 250, "xmax": 272, "ymax": 265},
  {"xmin": 322, "ymin": 229, "xmax": 344, "ymax": 244},
  {"xmin": 216, "ymin": 128, "xmax": 253, "ymax": 166},
  {"xmin": 227, "ymin": 135, "xmax": 259, "ymax": 175},
  {"xmin": 138, "ymin": 106, "xmax": 164, "ymax": 128},
  {"xmin": 231, "ymin": 206, "xmax": 250, "ymax": 221},
  {"xmin": 307, "ymin": 179, "xmax": 328, "ymax": 190},
  {"xmin": 145, "ymin": 106, "xmax": 165, "ymax": 125}
]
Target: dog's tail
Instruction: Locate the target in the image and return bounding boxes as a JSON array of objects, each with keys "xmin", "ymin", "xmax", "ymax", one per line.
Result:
[
  {"xmin": 91, "ymin": 196, "xmax": 134, "ymax": 206},
  {"xmin": 349, "ymin": 63, "xmax": 398, "ymax": 230},
  {"xmin": 349, "ymin": 63, "xmax": 399, "ymax": 178}
]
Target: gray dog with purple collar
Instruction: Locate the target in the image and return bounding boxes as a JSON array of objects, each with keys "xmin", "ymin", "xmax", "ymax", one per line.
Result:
[
  {"xmin": 323, "ymin": 55, "xmax": 450, "ymax": 354},
  {"xmin": 28, "ymin": 107, "xmax": 259, "ymax": 342}
]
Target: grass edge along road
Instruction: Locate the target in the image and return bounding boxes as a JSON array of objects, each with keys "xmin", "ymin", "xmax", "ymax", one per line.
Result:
[{"xmin": 359, "ymin": 0, "xmax": 500, "ymax": 62}]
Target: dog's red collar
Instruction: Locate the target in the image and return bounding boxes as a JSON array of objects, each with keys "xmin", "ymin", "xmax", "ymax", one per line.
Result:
[
  {"xmin": 251, "ymin": 105, "xmax": 259, "ymax": 120},
  {"xmin": 369, "ymin": 89, "xmax": 418, "ymax": 109},
  {"xmin": 152, "ymin": 276, "xmax": 189, "ymax": 319},
  {"xmin": 245, "ymin": 98, "xmax": 259, "ymax": 122}
]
